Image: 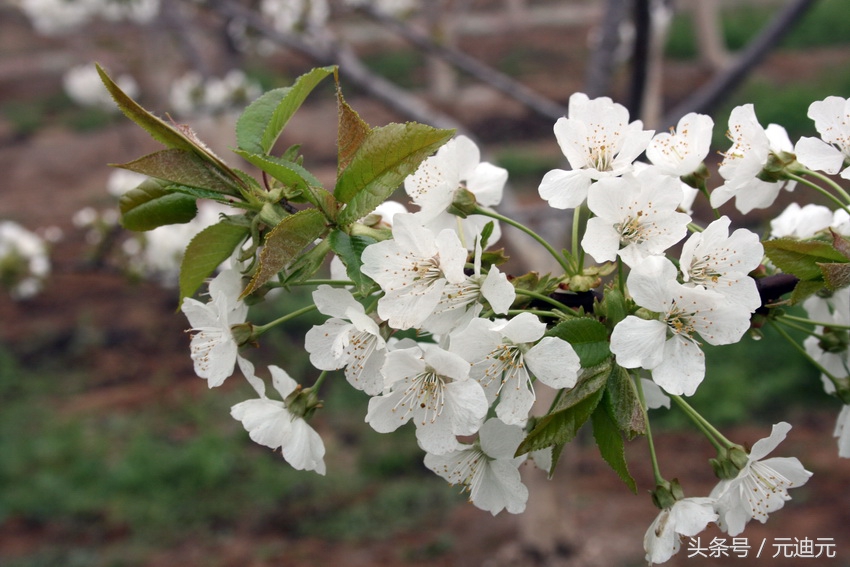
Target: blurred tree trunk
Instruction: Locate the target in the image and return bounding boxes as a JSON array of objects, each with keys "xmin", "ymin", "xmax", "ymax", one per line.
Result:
[
  {"xmin": 691, "ymin": 0, "xmax": 730, "ymax": 70},
  {"xmin": 425, "ymin": 0, "xmax": 459, "ymax": 103}
]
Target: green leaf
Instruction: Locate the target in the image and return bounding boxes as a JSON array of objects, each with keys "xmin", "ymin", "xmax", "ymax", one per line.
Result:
[
  {"xmin": 242, "ymin": 208, "xmax": 328, "ymax": 297},
  {"xmin": 605, "ymin": 365, "xmax": 645, "ymax": 439},
  {"xmin": 591, "ymin": 400, "xmax": 637, "ymax": 493},
  {"xmin": 115, "ymin": 149, "xmax": 236, "ymax": 194},
  {"xmin": 516, "ymin": 360, "xmax": 611, "ymax": 457},
  {"xmin": 179, "ymin": 221, "xmax": 250, "ymax": 302},
  {"xmin": 97, "ymin": 64, "xmax": 244, "ymax": 196},
  {"xmin": 546, "ymin": 317, "xmax": 612, "ymax": 368},
  {"xmin": 831, "ymin": 229, "xmax": 850, "ymax": 259},
  {"xmin": 335, "ymin": 122, "xmax": 454, "ymax": 224},
  {"xmin": 119, "ymin": 179, "xmax": 198, "ymax": 231},
  {"xmin": 820, "ymin": 262, "xmax": 850, "ymax": 290},
  {"xmin": 236, "ymin": 66, "xmax": 336, "ymax": 155},
  {"xmin": 233, "ymin": 151, "xmax": 337, "ymax": 219},
  {"xmin": 763, "ymin": 238, "xmax": 847, "ymax": 281},
  {"xmin": 328, "ymin": 230, "xmax": 377, "ymax": 295},
  {"xmin": 280, "ymin": 238, "xmax": 332, "ymax": 286},
  {"xmin": 337, "ymin": 85, "xmax": 371, "ymax": 174}
]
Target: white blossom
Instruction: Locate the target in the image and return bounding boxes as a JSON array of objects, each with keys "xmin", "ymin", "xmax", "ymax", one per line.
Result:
[
  {"xmin": 711, "ymin": 106, "xmax": 796, "ymax": 214},
  {"xmin": 710, "ymin": 422, "xmax": 812, "ymax": 536},
  {"xmin": 64, "ymin": 64, "xmax": 138, "ymax": 110},
  {"xmin": 538, "ymin": 93, "xmax": 654, "ymax": 209},
  {"xmin": 360, "ymin": 214, "xmax": 468, "ymax": 330},
  {"xmin": 679, "ymin": 216, "xmax": 763, "ymax": 311},
  {"xmin": 835, "ymin": 405, "xmax": 850, "ymax": 459},
  {"xmin": 424, "ymin": 418, "xmax": 528, "ymax": 515},
  {"xmin": 181, "ymin": 268, "xmax": 248, "ymax": 387},
  {"xmin": 610, "ymin": 256, "xmax": 752, "ymax": 396},
  {"xmin": 304, "ymin": 285, "xmax": 387, "ymax": 395},
  {"xmin": 0, "ymin": 221, "xmax": 51, "ymax": 300},
  {"xmin": 646, "ymin": 112, "xmax": 714, "ymax": 177},
  {"xmin": 450, "ymin": 313, "xmax": 580, "ymax": 426},
  {"xmin": 582, "ymin": 169, "xmax": 691, "ymax": 267},
  {"xmin": 230, "ymin": 357, "xmax": 326, "ymax": 474},
  {"xmin": 795, "ymin": 96, "xmax": 850, "ymax": 179},
  {"xmin": 366, "ymin": 343, "xmax": 488, "ymax": 455},
  {"xmin": 644, "ymin": 497, "xmax": 717, "ymax": 565},
  {"xmin": 419, "ymin": 237, "xmax": 515, "ymax": 335},
  {"xmin": 769, "ymin": 202, "xmax": 835, "ymax": 239},
  {"xmin": 405, "ymin": 135, "xmax": 507, "ymax": 249}
]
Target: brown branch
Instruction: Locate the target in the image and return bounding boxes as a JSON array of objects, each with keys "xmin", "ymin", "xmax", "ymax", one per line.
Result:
[
  {"xmin": 356, "ymin": 4, "xmax": 568, "ymax": 122},
  {"xmin": 202, "ymin": 0, "xmax": 464, "ymax": 132},
  {"xmin": 660, "ymin": 0, "xmax": 818, "ymax": 128}
]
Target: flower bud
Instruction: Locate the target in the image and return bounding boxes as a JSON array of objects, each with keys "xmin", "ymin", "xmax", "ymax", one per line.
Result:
[
  {"xmin": 285, "ymin": 385, "xmax": 323, "ymax": 419},
  {"xmin": 446, "ymin": 186, "xmax": 478, "ymax": 219},
  {"xmin": 230, "ymin": 322, "xmax": 258, "ymax": 348}
]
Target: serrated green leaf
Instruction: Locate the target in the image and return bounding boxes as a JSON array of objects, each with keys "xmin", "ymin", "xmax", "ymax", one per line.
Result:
[
  {"xmin": 604, "ymin": 364, "xmax": 645, "ymax": 439},
  {"xmin": 763, "ymin": 238, "xmax": 848, "ymax": 281},
  {"xmin": 233, "ymin": 151, "xmax": 337, "ymax": 218},
  {"xmin": 119, "ymin": 179, "xmax": 198, "ymax": 231},
  {"xmin": 236, "ymin": 66, "xmax": 336, "ymax": 155},
  {"xmin": 599, "ymin": 287, "xmax": 628, "ymax": 328},
  {"xmin": 115, "ymin": 149, "xmax": 236, "ymax": 194},
  {"xmin": 97, "ymin": 64, "xmax": 244, "ymax": 196},
  {"xmin": 328, "ymin": 230, "xmax": 377, "ymax": 295},
  {"xmin": 820, "ymin": 262, "xmax": 850, "ymax": 290},
  {"xmin": 518, "ymin": 387, "xmax": 605, "ymax": 458},
  {"xmin": 242, "ymin": 208, "xmax": 328, "ymax": 297},
  {"xmin": 831, "ymin": 229, "xmax": 850, "ymax": 259},
  {"xmin": 790, "ymin": 279, "xmax": 826, "ymax": 304},
  {"xmin": 335, "ymin": 122, "xmax": 454, "ymax": 224},
  {"xmin": 591, "ymin": 401, "xmax": 637, "ymax": 493},
  {"xmin": 546, "ymin": 317, "xmax": 612, "ymax": 368},
  {"xmin": 337, "ymin": 86, "xmax": 371, "ymax": 174},
  {"xmin": 516, "ymin": 360, "xmax": 611, "ymax": 457},
  {"xmin": 179, "ymin": 221, "xmax": 250, "ymax": 302}
]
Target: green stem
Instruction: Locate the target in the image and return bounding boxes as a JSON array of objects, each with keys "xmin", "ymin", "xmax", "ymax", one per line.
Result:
[
  {"xmin": 513, "ymin": 288, "xmax": 573, "ymax": 312},
  {"xmin": 786, "ymin": 172, "xmax": 850, "ymax": 216},
  {"xmin": 773, "ymin": 317, "xmax": 827, "ymax": 340},
  {"xmin": 634, "ymin": 374, "xmax": 665, "ymax": 485},
  {"xmin": 476, "ymin": 207, "xmax": 572, "ymax": 274},
  {"xmin": 768, "ymin": 319, "xmax": 845, "ymax": 392},
  {"xmin": 311, "ymin": 370, "xmax": 330, "ymax": 392},
  {"xmin": 506, "ymin": 308, "xmax": 563, "ymax": 319},
  {"xmin": 571, "ymin": 206, "xmax": 583, "ymax": 269},
  {"xmin": 801, "ymin": 167, "xmax": 850, "ymax": 205},
  {"xmin": 253, "ymin": 303, "xmax": 318, "ymax": 335},
  {"xmin": 270, "ymin": 279, "xmax": 355, "ymax": 288},
  {"xmin": 781, "ymin": 313, "xmax": 850, "ymax": 331},
  {"xmin": 671, "ymin": 395, "xmax": 733, "ymax": 451}
]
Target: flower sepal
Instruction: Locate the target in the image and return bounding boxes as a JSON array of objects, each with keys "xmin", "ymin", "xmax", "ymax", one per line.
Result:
[
  {"xmin": 285, "ymin": 384, "xmax": 323, "ymax": 420},
  {"xmin": 446, "ymin": 186, "xmax": 479, "ymax": 219},
  {"xmin": 757, "ymin": 151, "xmax": 805, "ymax": 182},
  {"xmin": 710, "ymin": 445, "xmax": 750, "ymax": 480},
  {"xmin": 230, "ymin": 322, "xmax": 259, "ymax": 348},
  {"xmin": 651, "ymin": 478, "xmax": 685, "ymax": 510}
]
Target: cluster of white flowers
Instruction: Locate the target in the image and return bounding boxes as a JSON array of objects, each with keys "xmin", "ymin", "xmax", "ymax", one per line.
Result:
[
  {"xmin": 63, "ymin": 64, "xmax": 139, "ymax": 111},
  {"xmin": 73, "ymin": 169, "xmax": 228, "ymax": 287},
  {"xmin": 168, "ymin": 70, "xmax": 263, "ymax": 117},
  {"xmin": 260, "ymin": 0, "xmax": 329, "ymax": 35},
  {"xmin": 0, "ymin": 220, "xmax": 51, "ymax": 300},
  {"xmin": 16, "ymin": 0, "xmax": 159, "ymax": 35},
  {"xmin": 164, "ymin": 84, "xmax": 850, "ymax": 562}
]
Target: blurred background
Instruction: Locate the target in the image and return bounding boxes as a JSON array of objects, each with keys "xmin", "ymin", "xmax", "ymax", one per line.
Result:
[{"xmin": 2, "ymin": 0, "xmax": 850, "ymax": 565}]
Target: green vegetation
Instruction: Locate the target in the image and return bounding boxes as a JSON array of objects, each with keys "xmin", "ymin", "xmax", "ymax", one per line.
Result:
[
  {"xmin": 666, "ymin": 0, "xmax": 850, "ymax": 60},
  {"xmin": 0, "ymin": 341, "xmax": 457, "ymax": 566}
]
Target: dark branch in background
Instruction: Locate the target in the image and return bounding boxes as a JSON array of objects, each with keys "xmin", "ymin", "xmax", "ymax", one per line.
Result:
[
  {"xmin": 660, "ymin": 0, "xmax": 817, "ymax": 128},
  {"xmin": 203, "ymin": 0, "xmax": 464, "ymax": 132},
  {"xmin": 627, "ymin": 0, "xmax": 650, "ymax": 119},
  {"xmin": 356, "ymin": 4, "xmax": 568, "ymax": 122},
  {"xmin": 159, "ymin": 1, "xmax": 211, "ymax": 78},
  {"xmin": 584, "ymin": 0, "xmax": 628, "ymax": 98},
  {"xmin": 537, "ymin": 273, "xmax": 801, "ymax": 317}
]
